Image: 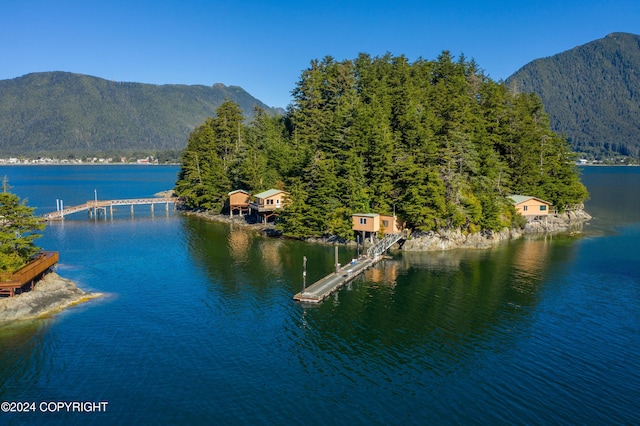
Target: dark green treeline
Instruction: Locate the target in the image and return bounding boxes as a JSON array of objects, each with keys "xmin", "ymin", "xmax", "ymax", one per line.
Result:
[{"xmin": 175, "ymin": 52, "xmax": 588, "ymax": 240}]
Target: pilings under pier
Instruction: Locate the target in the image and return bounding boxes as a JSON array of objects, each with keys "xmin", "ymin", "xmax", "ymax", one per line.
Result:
[{"xmin": 43, "ymin": 198, "xmax": 178, "ymax": 221}]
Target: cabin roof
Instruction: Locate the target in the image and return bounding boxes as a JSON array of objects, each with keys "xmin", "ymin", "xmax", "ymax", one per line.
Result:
[
  {"xmin": 254, "ymin": 189, "xmax": 284, "ymax": 199},
  {"xmin": 352, "ymin": 213, "xmax": 379, "ymax": 218},
  {"xmin": 228, "ymin": 189, "xmax": 250, "ymax": 196},
  {"xmin": 508, "ymin": 195, "xmax": 552, "ymax": 205}
]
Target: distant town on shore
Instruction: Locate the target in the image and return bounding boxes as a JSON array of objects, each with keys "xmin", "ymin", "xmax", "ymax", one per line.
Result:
[
  {"xmin": 2, "ymin": 156, "xmax": 637, "ymax": 166},
  {"xmin": 0, "ymin": 156, "xmax": 177, "ymax": 165}
]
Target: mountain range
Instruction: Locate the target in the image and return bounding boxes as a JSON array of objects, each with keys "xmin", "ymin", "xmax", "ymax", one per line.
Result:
[
  {"xmin": 0, "ymin": 72, "xmax": 280, "ymax": 156},
  {"xmin": 506, "ymin": 32, "xmax": 640, "ymax": 159},
  {"xmin": 2, "ymin": 32, "xmax": 640, "ymax": 158}
]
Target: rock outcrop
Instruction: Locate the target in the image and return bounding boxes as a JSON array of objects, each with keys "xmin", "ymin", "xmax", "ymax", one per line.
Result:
[
  {"xmin": 401, "ymin": 210, "xmax": 591, "ymax": 252},
  {"xmin": 523, "ymin": 209, "xmax": 592, "ymax": 234},
  {"xmin": 401, "ymin": 227, "xmax": 524, "ymax": 251},
  {"xmin": 0, "ymin": 273, "xmax": 101, "ymax": 321}
]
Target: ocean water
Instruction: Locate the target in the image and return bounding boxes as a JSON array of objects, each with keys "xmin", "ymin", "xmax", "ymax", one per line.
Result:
[{"xmin": 0, "ymin": 165, "xmax": 638, "ymax": 425}]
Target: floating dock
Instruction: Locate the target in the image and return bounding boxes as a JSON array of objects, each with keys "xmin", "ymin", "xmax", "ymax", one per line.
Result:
[
  {"xmin": 293, "ymin": 233, "xmax": 404, "ymax": 304},
  {"xmin": 293, "ymin": 257, "xmax": 376, "ymax": 303}
]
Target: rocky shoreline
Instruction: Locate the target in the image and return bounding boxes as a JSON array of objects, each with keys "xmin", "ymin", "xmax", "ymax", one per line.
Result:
[
  {"xmin": 403, "ymin": 209, "xmax": 592, "ymax": 251},
  {"xmin": 184, "ymin": 210, "xmax": 279, "ymax": 232},
  {"xmin": 184, "ymin": 208, "xmax": 592, "ymax": 252},
  {"xmin": 0, "ymin": 272, "xmax": 102, "ymax": 322},
  {"xmin": 522, "ymin": 209, "xmax": 592, "ymax": 234}
]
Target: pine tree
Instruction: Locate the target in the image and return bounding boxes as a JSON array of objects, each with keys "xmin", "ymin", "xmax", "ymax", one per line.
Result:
[
  {"xmin": 175, "ymin": 118, "xmax": 231, "ymax": 211},
  {"xmin": 276, "ymin": 178, "xmax": 317, "ymax": 238},
  {"xmin": 0, "ymin": 179, "xmax": 45, "ymax": 272},
  {"xmin": 213, "ymin": 100, "xmax": 243, "ymax": 164}
]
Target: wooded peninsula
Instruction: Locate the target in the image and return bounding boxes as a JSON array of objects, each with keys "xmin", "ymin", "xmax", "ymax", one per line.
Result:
[{"xmin": 175, "ymin": 52, "xmax": 589, "ymax": 240}]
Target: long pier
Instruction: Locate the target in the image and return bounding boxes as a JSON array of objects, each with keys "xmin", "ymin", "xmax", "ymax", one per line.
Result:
[
  {"xmin": 293, "ymin": 233, "xmax": 404, "ymax": 304},
  {"xmin": 42, "ymin": 198, "xmax": 178, "ymax": 221}
]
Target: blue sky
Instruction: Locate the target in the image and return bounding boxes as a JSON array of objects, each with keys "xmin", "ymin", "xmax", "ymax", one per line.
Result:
[{"xmin": 2, "ymin": 0, "xmax": 639, "ymax": 108}]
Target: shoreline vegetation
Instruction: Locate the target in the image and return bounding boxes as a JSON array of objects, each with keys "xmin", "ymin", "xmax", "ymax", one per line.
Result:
[
  {"xmin": 184, "ymin": 208, "xmax": 592, "ymax": 251},
  {"xmin": 0, "ymin": 272, "xmax": 102, "ymax": 322}
]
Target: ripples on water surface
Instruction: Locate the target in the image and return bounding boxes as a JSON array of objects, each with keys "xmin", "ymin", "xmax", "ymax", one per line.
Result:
[{"xmin": 0, "ymin": 165, "xmax": 638, "ymax": 425}]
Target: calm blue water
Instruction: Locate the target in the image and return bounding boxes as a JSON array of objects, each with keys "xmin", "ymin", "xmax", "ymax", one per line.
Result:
[{"xmin": 0, "ymin": 165, "xmax": 639, "ymax": 425}]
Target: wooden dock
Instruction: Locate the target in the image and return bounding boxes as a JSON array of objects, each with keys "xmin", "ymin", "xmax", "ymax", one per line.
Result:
[
  {"xmin": 42, "ymin": 198, "xmax": 178, "ymax": 221},
  {"xmin": 293, "ymin": 233, "xmax": 404, "ymax": 304},
  {"xmin": 293, "ymin": 257, "xmax": 376, "ymax": 303},
  {"xmin": 0, "ymin": 251, "xmax": 59, "ymax": 297}
]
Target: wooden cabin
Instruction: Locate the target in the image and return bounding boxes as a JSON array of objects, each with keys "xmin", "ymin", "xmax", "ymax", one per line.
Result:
[
  {"xmin": 352, "ymin": 213, "xmax": 403, "ymax": 234},
  {"xmin": 508, "ymin": 195, "xmax": 552, "ymax": 218},
  {"xmin": 250, "ymin": 189, "xmax": 288, "ymax": 223},
  {"xmin": 228, "ymin": 190, "xmax": 251, "ymax": 217},
  {"xmin": 352, "ymin": 213, "xmax": 380, "ymax": 233},
  {"xmin": 379, "ymin": 215, "xmax": 403, "ymax": 234}
]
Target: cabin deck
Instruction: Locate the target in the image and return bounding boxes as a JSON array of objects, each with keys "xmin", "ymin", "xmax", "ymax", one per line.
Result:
[{"xmin": 0, "ymin": 251, "xmax": 59, "ymax": 297}]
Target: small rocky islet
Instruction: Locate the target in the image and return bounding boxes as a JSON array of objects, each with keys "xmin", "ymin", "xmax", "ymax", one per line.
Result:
[{"xmin": 0, "ymin": 272, "xmax": 102, "ymax": 322}]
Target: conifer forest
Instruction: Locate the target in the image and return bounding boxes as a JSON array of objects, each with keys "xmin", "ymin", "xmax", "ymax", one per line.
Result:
[{"xmin": 175, "ymin": 52, "xmax": 588, "ymax": 239}]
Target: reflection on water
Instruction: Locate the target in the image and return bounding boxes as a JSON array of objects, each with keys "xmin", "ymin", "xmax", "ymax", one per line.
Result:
[
  {"xmin": 227, "ymin": 225, "xmax": 250, "ymax": 265},
  {"xmin": 364, "ymin": 258, "xmax": 400, "ymax": 286},
  {"xmin": 185, "ymin": 217, "xmax": 358, "ymax": 298},
  {"xmin": 294, "ymin": 238, "xmax": 571, "ymax": 361},
  {"xmin": 511, "ymin": 237, "xmax": 551, "ymax": 289},
  {"xmin": 258, "ymin": 239, "xmax": 284, "ymax": 274},
  {"xmin": 184, "ymin": 218, "xmax": 576, "ymax": 359}
]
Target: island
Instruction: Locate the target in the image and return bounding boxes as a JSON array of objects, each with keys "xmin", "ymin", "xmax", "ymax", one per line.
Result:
[{"xmin": 174, "ymin": 53, "xmax": 590, "ymax": 250}]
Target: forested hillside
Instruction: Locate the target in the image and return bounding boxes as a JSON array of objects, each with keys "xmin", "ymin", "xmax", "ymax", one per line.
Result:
[
  {"xmin": 175, "ymin": 53, "xmax": 588, "ymax": 239},
  {"xmin": 506, "ymin": 32, "xmax": 640, "ymax": 159},
  {"xmin": 0, "ymin": 72, "xmax": 279, "ymax": 156}
]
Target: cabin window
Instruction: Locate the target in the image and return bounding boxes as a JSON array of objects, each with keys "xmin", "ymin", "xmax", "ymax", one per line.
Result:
[
  {"xmin": 359, "ymin": 217, "xmax": 367, "ymax": 225},
  {"xmin": 540, "ymin": 205, "xmax": 547, "ymax": 211},
  {"xmin": 382, "ymin": 220, "xmax": 389, "ymax": 228},
  {"xmin": 276, "ymin": 199, "xmax": 280, "ymax": 205},
  {"xmin": 523, "ymin": 205, "xmax": 528, "ymax": 212},
  {"xmin": 266, "ymin": 199, "xmax": 274, "ymax": 205}
]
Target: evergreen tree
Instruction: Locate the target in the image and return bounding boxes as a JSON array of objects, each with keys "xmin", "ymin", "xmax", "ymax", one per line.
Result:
[
  {"xmin": 305, "ymin": 152, "xmax": 341, "ymax": 235},
  {"xmin": 276, "ymin": 178, "xmax": 317, "ymax": 238},
  {"xmin": 175, "ymin": 117, "xmax": 232, "ymax": 211},
  {"xmin": 213, "ymin": 99, "xmax": 245, "ymax": 187},
  {"xmin": 239, "ymin": 107, "xmax": 292, "ymax": 191},
  {"xmin": 0, "ymin": 179, "xmax": 45, "ymax": 272},
  {"xmin": 290, "ymin": 58, "xmax": 336, "ymax": 153},
  {"xmin": 396, "ymin": 156, "xmax": 447, "ymax": 231}
]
